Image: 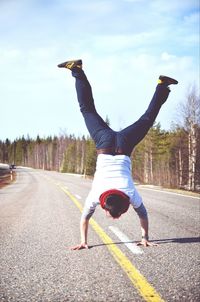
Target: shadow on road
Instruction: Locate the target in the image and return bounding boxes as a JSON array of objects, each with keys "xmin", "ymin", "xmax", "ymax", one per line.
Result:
[
  {"xmin": 152, "ymin": 237, "xmax": 200, "ymax": 244},
  {"xmin": 89, "ymin": 236, "xmax": 200, "ymax": 248}
]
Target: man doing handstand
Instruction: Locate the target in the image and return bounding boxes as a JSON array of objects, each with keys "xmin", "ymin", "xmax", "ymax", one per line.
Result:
[{"xmin": 58, "ymin": 59, "xmax": 178, "ymax": 250}]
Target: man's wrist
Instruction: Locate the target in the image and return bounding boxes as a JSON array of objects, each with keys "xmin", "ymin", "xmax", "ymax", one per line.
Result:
[{"xmin": 142, "ymin": 235, "xmax": 149, "ymax": 240}]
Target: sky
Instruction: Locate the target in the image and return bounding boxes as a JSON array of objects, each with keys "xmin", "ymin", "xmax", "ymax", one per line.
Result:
[{"xmin": 0, "ymin": 0, "xmax": 199, "ymax": 141}]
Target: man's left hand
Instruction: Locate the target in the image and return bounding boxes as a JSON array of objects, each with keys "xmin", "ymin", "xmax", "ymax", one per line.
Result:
[{"xmin": 137, "ymin": 239, "xmax": 158, "ymax": 247}]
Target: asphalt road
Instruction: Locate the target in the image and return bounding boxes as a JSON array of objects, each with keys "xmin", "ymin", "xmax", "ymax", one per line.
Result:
[{"xmin": 0, "ymin": 167, "xmax": 199, "ymax": 302}]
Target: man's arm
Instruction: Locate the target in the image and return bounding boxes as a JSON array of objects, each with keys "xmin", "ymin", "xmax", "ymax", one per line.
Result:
[
  {"xmin": 137, "ymin": 216, "xmax": 156, "ymax": 247},
  {"xmin": 70, "ymin": 217, "xmax": 90, "ymax": 250},
  {"xmin": 70, "ymin": 203, "xmax": 95, "ymax": 250},
  {"xmin": 134, "ymin": 203, "xmax": 157, "ymax": 247}
]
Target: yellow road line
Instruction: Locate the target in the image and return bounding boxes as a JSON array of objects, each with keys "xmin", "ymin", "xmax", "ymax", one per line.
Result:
[{"xmin": 60, "ymin": 185, "xmax": 165, "ymax": 302}]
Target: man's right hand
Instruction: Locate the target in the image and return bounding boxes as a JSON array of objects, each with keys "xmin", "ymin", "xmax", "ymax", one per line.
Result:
[{"xmin": 70, "ymin": 243, "xmax": 89, "ymax": 250}]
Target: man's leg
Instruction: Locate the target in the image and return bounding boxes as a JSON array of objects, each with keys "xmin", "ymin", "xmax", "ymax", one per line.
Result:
[
  {"xmin": 58, "ymin": 60, "xmax": 115, "ymax": 148},
  {"xmin": 72, "ymin": 68, "xmax": 116, "ymax": 148},
  {"xmin": 118, "ymin": 78, "xmax": 177, "ymax": 155}
]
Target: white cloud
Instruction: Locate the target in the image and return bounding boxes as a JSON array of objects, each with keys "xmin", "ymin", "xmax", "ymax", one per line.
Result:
[
  {"xmin": 0, "ymin": 49, "xmax": 21, "ymax": 61},
  {"xmin": 161, "ymin": 52, "xmax": 176, "ymax": 61},
  {"xmin": 151, "ymin": 0, "xmax": 199, "ymax": 13},
  {"xmin": 64, "ymin": 0, "xmax": 114, "ymax": 14},
  {"xmin": 123, "ymin": 0, "xmax": 143, "ymax": 2},
  {"xmin": 92, "ymin": 32, "xmax": 159, "ymax": 53}
]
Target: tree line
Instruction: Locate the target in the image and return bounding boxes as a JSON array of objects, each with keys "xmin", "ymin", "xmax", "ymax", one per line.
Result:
[{"xmin": 0, "ymin": 86, "xmax": 199, "ymax": 192}]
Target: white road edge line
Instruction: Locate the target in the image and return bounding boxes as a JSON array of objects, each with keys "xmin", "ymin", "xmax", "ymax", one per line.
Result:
[
  {"xmin": 139, "ymin": 186, "xmax": 200, "ymax": 200},
  {"xmin": 74, "ymin": 194, "xmax": 81, "ymax": 199},
  {"xmin": 109, "ymin": 226, "xmax": 144, "ymax": 255}
]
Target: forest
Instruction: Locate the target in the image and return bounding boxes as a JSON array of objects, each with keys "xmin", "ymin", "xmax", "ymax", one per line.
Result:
[{"xmin": 1, "ymin": 86, "xmax": 199, "ymax": 192}]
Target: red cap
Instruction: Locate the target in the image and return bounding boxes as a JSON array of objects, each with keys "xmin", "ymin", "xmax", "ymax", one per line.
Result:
[{"xmin": 99, "ymin": 189, "xmax": 130, "ymax": 213}]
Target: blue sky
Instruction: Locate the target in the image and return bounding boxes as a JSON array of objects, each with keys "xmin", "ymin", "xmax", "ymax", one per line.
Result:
[{"xmin": 0, "ymin": 0, "xmax": 199, "ymax": 141}]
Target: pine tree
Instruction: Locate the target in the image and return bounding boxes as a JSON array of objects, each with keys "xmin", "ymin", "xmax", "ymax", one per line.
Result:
[{"xmin": 84, "ymin": 138, "xmax": 96, "ymax": 176}]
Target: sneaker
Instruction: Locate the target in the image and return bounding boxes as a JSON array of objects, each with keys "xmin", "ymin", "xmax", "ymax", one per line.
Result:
[
  {"xmin": 158, "ymin": 75, "xmax": 178, "ymax": 85},
  {"xmin": 57, "ymin": 59, "xmax": 82, "ymax": 70}
]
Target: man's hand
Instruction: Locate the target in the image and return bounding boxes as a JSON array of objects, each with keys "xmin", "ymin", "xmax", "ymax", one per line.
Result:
[
  {"xmin": 137, "ymin": 238, "xmax": 158, "ymax": 247},
  {"xmin": 70, "ymin": 218, "xmax": 90, "ymax": 250},
  {"xmin": 137, "ymin": 216, "xmax": 158, "ymax": 247},
  {"xmin": 70, "ymin": 243, "xmax": 89, "ymax": 250}
]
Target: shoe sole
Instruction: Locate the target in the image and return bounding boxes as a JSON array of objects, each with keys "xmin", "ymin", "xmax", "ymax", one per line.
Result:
[
  {"xmin": 57, "ymin": 59, "xmax": 82, "ymax": 69},
  {"xmin": 159, "ymin": 75, "xmax": 178, "ymax": 85}
]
